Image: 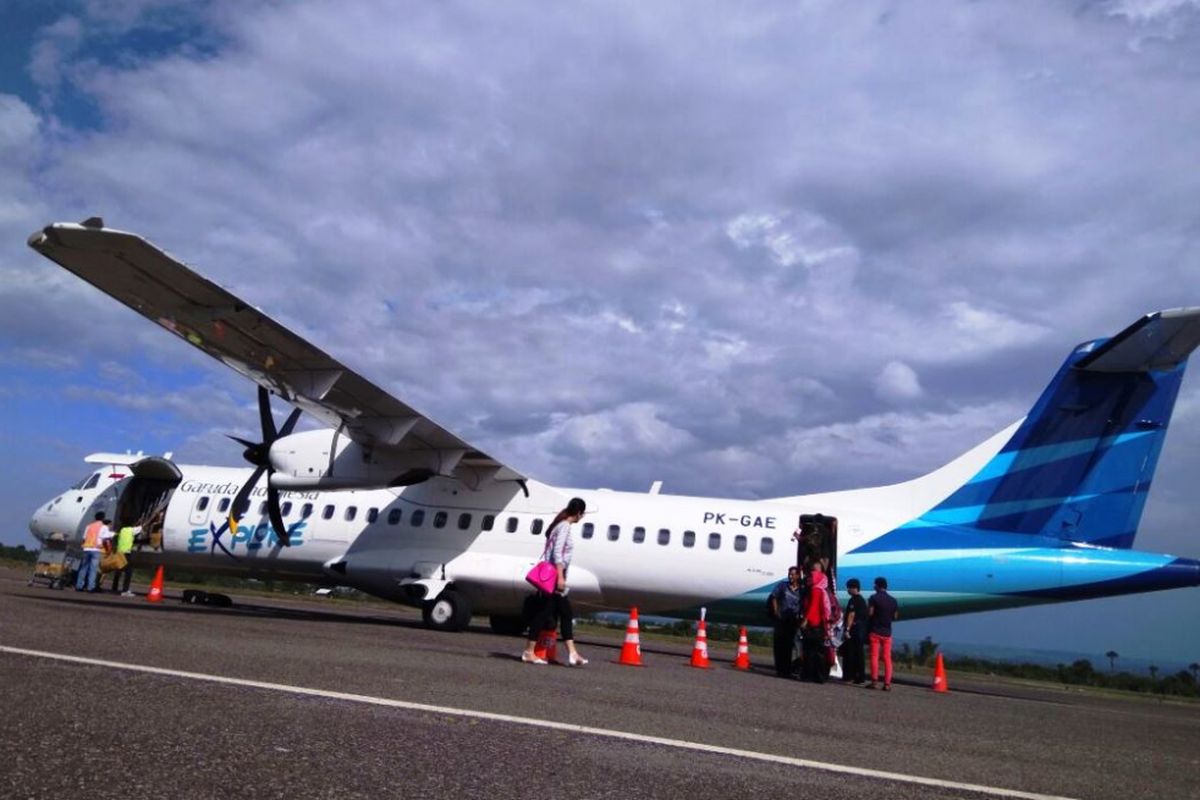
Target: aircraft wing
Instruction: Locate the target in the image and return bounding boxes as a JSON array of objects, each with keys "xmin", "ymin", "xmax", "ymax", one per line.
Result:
[{"xmin": 29, "ymin": 219, "xmax": 525, "ymax": 484}]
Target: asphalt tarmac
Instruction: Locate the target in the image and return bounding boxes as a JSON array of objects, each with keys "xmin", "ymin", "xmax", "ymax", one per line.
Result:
[{"xmin": 2, "ymin": 567, "xmax": 1197, "ymax": 800}]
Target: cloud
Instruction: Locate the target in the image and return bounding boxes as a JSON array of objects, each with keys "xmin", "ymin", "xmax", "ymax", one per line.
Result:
[
  {"xmin": 0, "ymin": 94, "xmax": 39, "ymax": 152},
  {"xmin": 874, "ymin": 360, "xmax": 923, "ymax": 402},
  {"xmin": 1106, "ymin": 0, "xmax": 1200, "ymax": 21},
  {"xmin": 28, "ymin": 16, "xmax": 83, "ymax": 100},
  {"xmin": 2, "ymin": 0, "xmax": 1199, "ymax": 517}
]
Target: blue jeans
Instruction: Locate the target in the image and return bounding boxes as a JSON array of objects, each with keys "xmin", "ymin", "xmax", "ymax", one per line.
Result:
[{"xmin": 75, "ymin": 550, "xmax": 101, "ymax": 591}]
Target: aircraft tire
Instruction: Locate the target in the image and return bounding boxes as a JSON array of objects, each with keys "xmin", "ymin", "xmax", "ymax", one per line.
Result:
[
  {"xmin": 181, "ymin": 589, "xmax": 208, "ymax": 605},
  {"xmin": 488, "ymin": 614, "xmax": 527, "ymax": 636},
  {"xmin": 423, "ymin": 589, "xmax": 471, "ymax": 632}
]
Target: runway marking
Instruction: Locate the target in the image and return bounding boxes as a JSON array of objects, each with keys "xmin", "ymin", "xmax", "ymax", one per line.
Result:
[{"xmin": 1, "ymin": 644, "xmax": 1075, "ymax": 800}]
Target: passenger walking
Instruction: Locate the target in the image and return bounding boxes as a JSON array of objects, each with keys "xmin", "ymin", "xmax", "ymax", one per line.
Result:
[
  {"xmin": 768, "ymin": 566, "xmax": 803, "ymax": 677},
  {"xmin": 841, "ymin": 578, "xmax": 867, "ymax": 684},
  {"xmin": 111, "ymin": 522, "xmax": 140, "ymax": 596},
  {"xmin": 521, "ymin": 497, "xmax": 589, "ymax": 666},
  {"xmin": 74, "ymin": 513, "xmax": 108, "ymax": 593},
  {"xmin": 800, "ymin": 564, "xmax": 831, "ymax": 683},
  {"xmin": 867, "ymin": 576, "xmax": 900, "ymax": 690}
]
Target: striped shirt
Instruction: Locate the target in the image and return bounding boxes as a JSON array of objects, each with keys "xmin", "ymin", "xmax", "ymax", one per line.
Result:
[{"xmin": 546, "ymin": 520, "xmax": 574, "ymax": 568}]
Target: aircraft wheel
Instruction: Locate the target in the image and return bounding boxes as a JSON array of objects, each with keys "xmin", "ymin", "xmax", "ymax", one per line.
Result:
[
  {"xmin": 489, "ymin": 614, "xmax": 527, "ymax": 636},
  {"xmin": 423, "ymin": 589, "xmax": 471, "ymax": 632}
]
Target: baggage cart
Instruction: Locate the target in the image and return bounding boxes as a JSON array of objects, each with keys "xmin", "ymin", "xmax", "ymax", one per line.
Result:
[{"xmin": 29, "ymin": 533, "xmax": 78, "ymax": 590}]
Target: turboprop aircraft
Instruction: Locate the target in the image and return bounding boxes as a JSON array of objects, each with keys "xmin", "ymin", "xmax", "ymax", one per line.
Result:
[{"xmin": 25, "ymin": 219, "xmax": 1200, "ymax": 632}]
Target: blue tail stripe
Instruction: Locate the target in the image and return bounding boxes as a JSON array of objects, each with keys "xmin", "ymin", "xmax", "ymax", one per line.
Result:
[
  {"xmin": 970, "ymin": 430, "xmax": 1153, "ymax": 484},
  {"xmin": 933, "ymin": 434, "xmax": 1159, "ymax": 511}
]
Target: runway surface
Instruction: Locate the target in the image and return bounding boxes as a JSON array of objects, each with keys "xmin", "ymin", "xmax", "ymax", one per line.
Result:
[{"xmin": 2, "ymin": 568, "xmax": 1197, "ymax": 800}]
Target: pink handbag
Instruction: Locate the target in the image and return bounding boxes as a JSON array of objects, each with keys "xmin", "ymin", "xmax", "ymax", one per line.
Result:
[
  {"xmin": 526, "ymin": 529, "xmax": 558, "ymax": 593},
  {"xmin": 525, "ymin": 561, "xmax": 558, "ymax": 594}
]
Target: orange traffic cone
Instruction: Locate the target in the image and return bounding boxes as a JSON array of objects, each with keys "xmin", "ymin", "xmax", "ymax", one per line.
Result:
[
  {"xmin": 617, "ymin": 607, "xmax": 643, "ymax": 666},
  {"xmin": 146, "ymin": 565, "xmax": 164, "ymax": 604},
  {"xmin": 534, "ymin": 628, "xmax": 559, "ymax": 664},
  {"xmin": 689, "ymin": 618, "xmax": 711, "ymax": 668},
  {"xmin": 732, "ymin": 626, "xmax": 751, "ymax": 670},
  {"xmin": 932, "ymin": 652, "xmax": 949, "ymax": 693}
]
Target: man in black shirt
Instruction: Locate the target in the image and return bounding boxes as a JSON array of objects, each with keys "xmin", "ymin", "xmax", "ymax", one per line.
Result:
[
  {"xmin": 841, "ymin": 578, "xmax": 867, "ymax": 684},
  {"xmin": 867, "ymin": 576, "xmax": 900, "ymax": 690},
  {"xmin": 768, "ymin": 567, "xmax": 802, "ymax": 678}
]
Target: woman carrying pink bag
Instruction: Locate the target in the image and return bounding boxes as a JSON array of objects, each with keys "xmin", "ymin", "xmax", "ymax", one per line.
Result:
[{"xmin": 521, "ymin": 497, "xmax": 589, "ymax": 666}]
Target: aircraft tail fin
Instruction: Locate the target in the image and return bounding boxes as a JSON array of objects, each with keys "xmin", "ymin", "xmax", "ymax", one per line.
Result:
[{"xmin": 920, "ymin": 308, "xmax": 1200, "ymax": 548}]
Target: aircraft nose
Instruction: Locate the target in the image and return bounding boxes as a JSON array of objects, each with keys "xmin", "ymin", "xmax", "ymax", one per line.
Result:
[{"xmin": 29, "ymin": 499, "xmax": 58, "ymax": 543}]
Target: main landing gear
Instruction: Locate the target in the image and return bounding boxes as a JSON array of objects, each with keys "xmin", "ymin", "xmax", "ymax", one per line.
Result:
[{"xmin": 422, "ymin": 588, "xmax": 472, "ymax": 632}]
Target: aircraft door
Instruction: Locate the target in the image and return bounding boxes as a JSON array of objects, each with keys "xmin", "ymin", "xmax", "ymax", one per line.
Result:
[{"xmin": 796, "ymin": 513, "xmax": 837, "ymax": 578}]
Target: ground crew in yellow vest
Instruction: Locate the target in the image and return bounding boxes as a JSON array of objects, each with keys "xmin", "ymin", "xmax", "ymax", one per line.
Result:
[{"xmin": 110, "ymin": 522, "xmax": 140, "ymax": 596}]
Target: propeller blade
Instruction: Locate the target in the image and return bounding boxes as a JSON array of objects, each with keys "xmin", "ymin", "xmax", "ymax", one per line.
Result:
[
  {"xmin": 225, "ymin": 434, "xmax": 257, "ymax": 450},
  {"xmin": 278, "ymin": 407, "xmax": 303, "ymax": 438},
  {"xmin": 257, "ymin": 385, "xmax": 277, "ymax": 442},
  {"xmin": 228, "ymin": 465, "xmax": 265, "ymax": 533},
  {"xmin": 266, "ymin": 484, "xmax": 290, "ymax": 546}
]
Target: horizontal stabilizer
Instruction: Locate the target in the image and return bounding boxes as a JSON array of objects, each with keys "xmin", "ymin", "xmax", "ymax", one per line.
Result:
[{"xmin": 1075, "ymin": 307, "xmax": 1200, "ymax": 373}]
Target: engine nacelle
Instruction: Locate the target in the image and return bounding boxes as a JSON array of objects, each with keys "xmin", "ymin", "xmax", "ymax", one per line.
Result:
[{"xmin": 268, "ymin": 429, "xmax": 464, "ymax": 490}]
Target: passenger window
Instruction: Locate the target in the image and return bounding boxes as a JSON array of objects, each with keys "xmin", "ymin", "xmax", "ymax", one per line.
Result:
[
  {"xmin": 233, "ymin": 498, "xmax": 250, "ymax": 517},
  {"xmin": 411, "ymin": 510, "xmax": 425, "ymax": 527},
  {"xmin": 633, "ymin": 526, "xmax": 646, "ymax": 544},
  {"xmin": 387, "ymin": 508, "xmax": 402, "ymax": 525},
  {"xmin": 657, "ymin": 528, "xmax": 670, "ymax": 545},
  {"xmin": 281, "ymin": 501, "xmax": 292, "ymax": 517},
  {"xmin": 683, "ymin": 530, "xmax": 695, "ymax": 548},
  {"xmin": 345, "ymin": 506, "xmax": 357, "ymax": 522},
  {"xmin": 531, "ymin": 519, "xmax": 544, "ymax": 535},
  {"xmin": 734, "ymin": 534, "xmax": 747, "ymax": 552},
  {"xmin": 433, "ymin": 511, "xmax": 448, "ymax": 528},
  {"xmin": 482, "ymin": 515, "xmax": 495, "ymax": 531},
  {"xmin": 708, "ymin": 533, "xmax": 721, "ymax": 550},
  {"xmin": 301, "ymin": 503, "xmax": 313, "ymax": 519},
  {"xmin": 322, "ymin": 505, "xmax": 335, "ymax": 520},
  {"xmin": 217, "ymin": 498, "xmax": 231, "ymax": 513},
  {"xmin": 257, "ymin": 502, "xmax": 267, "ymax": 515},
  {"xmin": 506, "ymin": 516, "xmax": 518, "ymax": 533},
  {"xmin": 458, "ymin": 513, "xmax": 472, "ymax": 530},
  {"xmin": 761, "ymin": 537, "xmax": 774, "ymax": 554},
  {"xmin": 607, "ymin": 525, "xmax": 620, "ymax": 541},
  {"xmin": 196, "ymin": 496, "xmax": 210, "ymax": 512},
  {"xmin": 582, "ymin": 522, "xmax": 594, "ymax": 539},
  {"xmin": 367, "ymin": 508, "xmax": 379, "ymax": 523}
]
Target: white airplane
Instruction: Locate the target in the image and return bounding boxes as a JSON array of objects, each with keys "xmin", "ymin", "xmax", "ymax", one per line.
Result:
[{"xmin": 26, "ymin": 219, "xmax": 1200, "ymax": 632}]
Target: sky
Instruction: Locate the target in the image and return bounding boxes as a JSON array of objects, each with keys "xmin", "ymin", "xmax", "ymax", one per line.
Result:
[{"xmin": 1, "ymin": 0, "xmax": 1198, "ymax": 667}]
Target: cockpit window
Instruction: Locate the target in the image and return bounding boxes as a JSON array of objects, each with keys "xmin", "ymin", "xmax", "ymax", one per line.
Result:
[{"xmin": 82, "ymin": 473, "xmax": 101, "ymax": 490}]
